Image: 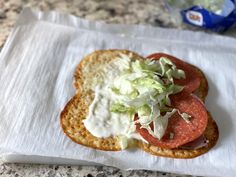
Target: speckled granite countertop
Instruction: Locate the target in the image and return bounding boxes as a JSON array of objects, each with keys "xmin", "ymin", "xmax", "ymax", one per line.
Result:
[
  {"xmin": 0, "ymin": 0, "xmax": 197, "ymax": 50},
  {"xmin": 0, "ymin": 0, "xmax": 202, "ymax": 177}
]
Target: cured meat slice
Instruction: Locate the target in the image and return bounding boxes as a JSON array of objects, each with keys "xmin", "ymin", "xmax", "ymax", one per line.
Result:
[
  {"xmin": 147, "ymin": 53, "xmax": 201, "ymax": 93},
  {"xmin": 136, "ymin": 94, "xmax": 208, "ymax": 149},
  {"xmin": 181, "ymin": 135, "xmax": 208, "ymax": 150}
]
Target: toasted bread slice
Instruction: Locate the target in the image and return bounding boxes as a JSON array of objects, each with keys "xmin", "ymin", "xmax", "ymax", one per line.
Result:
[
  {"xmin": 61, "ymin": 91, "xmax": 122, "ymax": 151},
  {"xmin": 61, "ymin": 50, "xmax": 143, "ymax": 151},
  {"xmin": 60, "ymin": 50, "xmax": 219, "ymax": 158}
]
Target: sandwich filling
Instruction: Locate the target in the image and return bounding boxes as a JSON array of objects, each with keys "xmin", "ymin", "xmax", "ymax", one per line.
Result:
[{"xmin": 83, "ymin": 53, "xmax": 195, "ymax": 149}]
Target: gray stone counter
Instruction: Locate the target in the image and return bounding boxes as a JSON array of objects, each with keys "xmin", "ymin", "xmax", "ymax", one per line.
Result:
[
  {"xmin": 0, "ymin": 0, "xmax": 200, "ymax": 176},
  {"xmin": 0, "ymin": 0, "xmax": 197, "ymax": 50}
]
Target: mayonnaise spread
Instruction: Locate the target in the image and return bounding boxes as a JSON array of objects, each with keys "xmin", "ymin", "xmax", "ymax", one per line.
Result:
[{"xmin": 83, "ymin": 56, "xmax": 144, "ymax": 149}]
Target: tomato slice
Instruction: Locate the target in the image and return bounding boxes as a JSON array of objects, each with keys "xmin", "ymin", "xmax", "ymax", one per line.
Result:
[{"xmin": 147, "ymin": 53, "xmax": 201, "ymax": 94}]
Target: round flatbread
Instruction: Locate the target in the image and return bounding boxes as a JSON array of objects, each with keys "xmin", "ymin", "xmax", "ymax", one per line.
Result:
[
  {"xmin": 147, "ymin": 53, "xmax": 201, "ymax": 94},
  {"xmin": 136, "ymin": 94, "xmax": 208, "ymax": 149}
]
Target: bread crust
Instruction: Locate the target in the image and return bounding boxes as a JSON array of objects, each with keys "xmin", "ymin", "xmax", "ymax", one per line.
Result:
[{"xmin": 60, "ymin": 49, "xmax": 219, "ymax": 158}]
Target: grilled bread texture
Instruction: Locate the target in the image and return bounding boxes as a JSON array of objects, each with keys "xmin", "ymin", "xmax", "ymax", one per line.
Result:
[{"xmin": 60, "ymin": 50, "xmax": 219, "ymax": 158}]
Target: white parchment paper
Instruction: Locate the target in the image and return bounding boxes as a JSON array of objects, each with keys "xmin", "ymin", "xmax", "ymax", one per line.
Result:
[{"xmin": 0, "ymin": 8, "xmax": 236, "ymax": 177}]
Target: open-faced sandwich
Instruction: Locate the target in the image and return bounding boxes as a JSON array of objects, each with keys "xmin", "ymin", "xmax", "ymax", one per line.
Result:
[{"xmin": 60, "ymin": 50, "xmax": 219, "ymax": 158}]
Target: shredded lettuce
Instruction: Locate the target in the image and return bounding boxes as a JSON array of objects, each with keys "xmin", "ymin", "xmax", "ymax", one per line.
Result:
[
  {"xmin": 153, "ymin": 109, "xmax": 177, "ymax": 140},
  {"xmin": 178, "ymin": 110, "xmax": 191, "ymax": 123},
  {"xmin": 159, "ymin": 57, "xmax": 186, "ymax": 82},
  {"xmin": 133, "ymin": 77, "xmax": 166, "ymax": 93},
  {"xmin": 138, "ymin": 105, "xmax": 151, "ymax": 117},
  {"xmin": 110, "ymin": 103, "xmax": 134, "ymax": 114},
  {"xmin": 110, "ymin": 55, "xmax": 190, "ymax": 140},
  {"xmin": 169, "ymin": 132, "xmax": 174, "ymax": 139}
]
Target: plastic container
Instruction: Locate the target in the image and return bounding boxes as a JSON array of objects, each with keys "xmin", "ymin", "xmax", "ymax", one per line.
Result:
[{"xmin": 165, "ymin": 0, "xmax": 236, "ymax": 32}]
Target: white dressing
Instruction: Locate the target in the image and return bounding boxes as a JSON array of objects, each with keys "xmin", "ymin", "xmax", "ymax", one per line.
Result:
[
  {"xmin": 83, "ymin": 85, "xmax": 136, "ymax": 138},
  {"xmin": 83, "ymin": 55, "xmax": 144, "ymax": 149}
]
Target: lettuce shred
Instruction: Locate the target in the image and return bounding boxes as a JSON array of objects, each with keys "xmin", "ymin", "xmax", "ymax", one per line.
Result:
[{"xmin": 110, "ymin": 55, "xmax": 190, "ymax": 140}]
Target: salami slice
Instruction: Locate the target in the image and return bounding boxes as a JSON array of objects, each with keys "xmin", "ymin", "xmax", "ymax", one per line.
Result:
[
  {"xmin": 136, "ymin": 94, "xmax": 208, "ymax": 149},
  {"xmin": 147, "ymin": 53, "xmax": 201, "ymax": 94}
]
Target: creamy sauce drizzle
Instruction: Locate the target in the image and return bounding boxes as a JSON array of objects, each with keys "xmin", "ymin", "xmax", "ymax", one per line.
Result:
[
  {"xmin": 83, "ymin": 85, "xmax": 135, "ymax": 138},
  {"xmin": 83, "ymin": 57, "xmax": 145, "ymax": 148}
]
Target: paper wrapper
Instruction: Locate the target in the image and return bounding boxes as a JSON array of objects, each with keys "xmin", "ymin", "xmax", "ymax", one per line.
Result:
[{"xmin": 0, "ymin": 8, "xmax": 236, "ymax": 177}]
